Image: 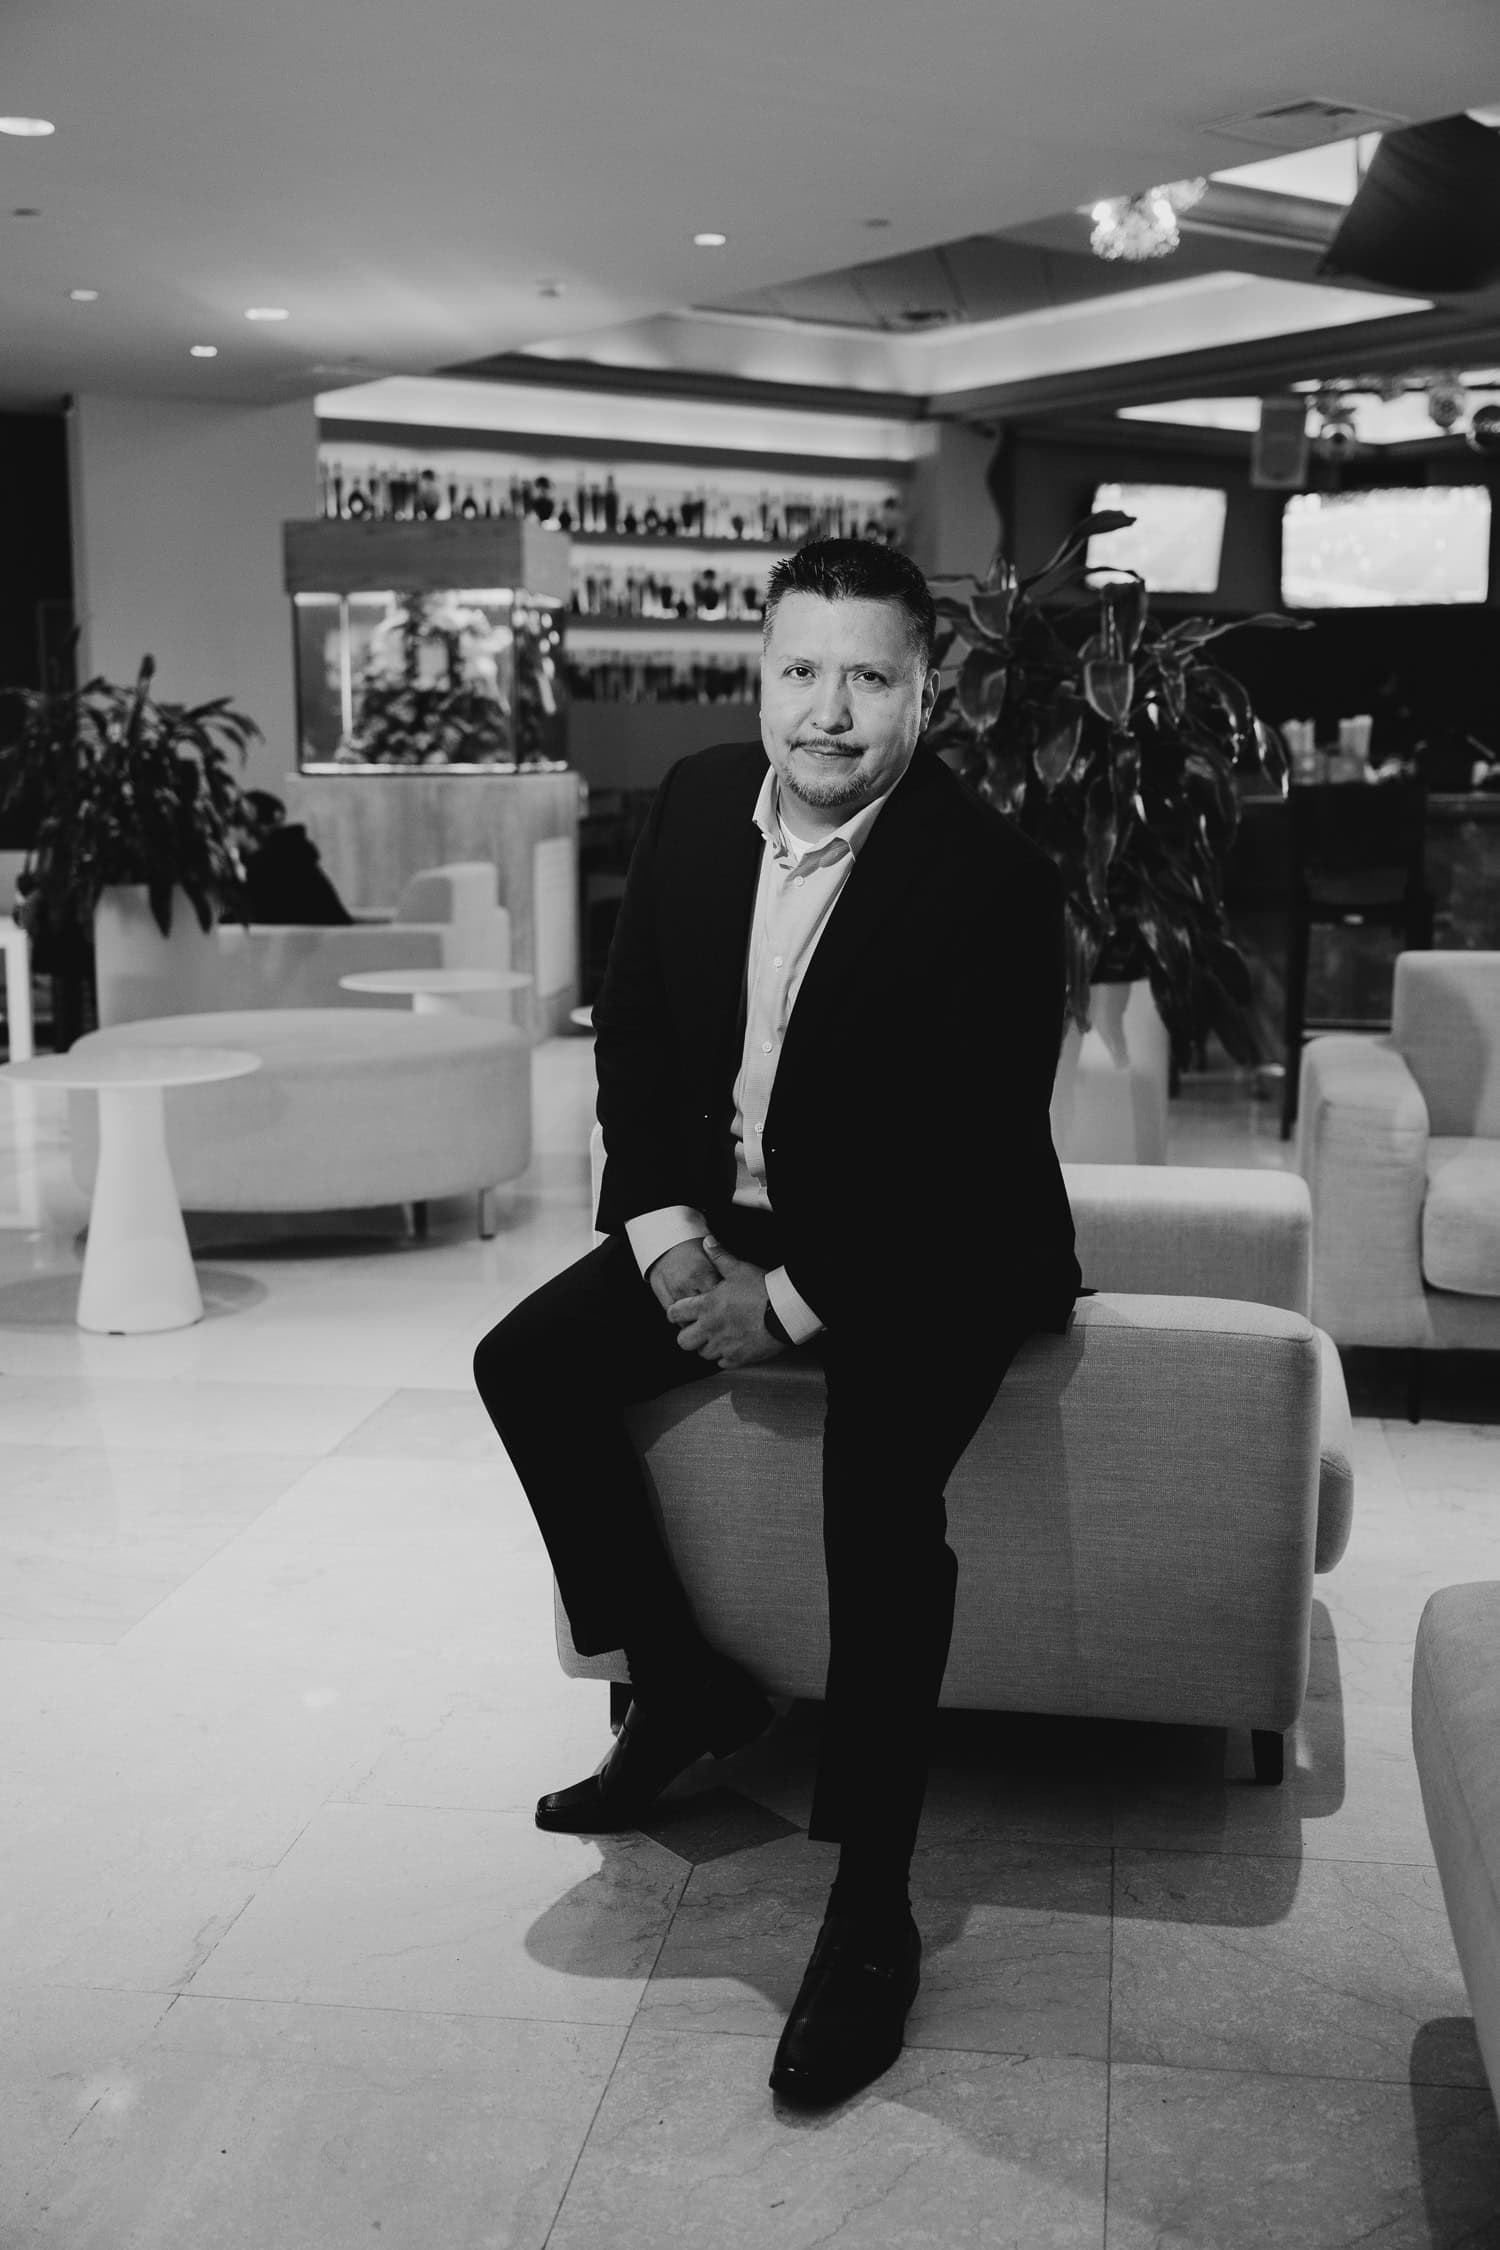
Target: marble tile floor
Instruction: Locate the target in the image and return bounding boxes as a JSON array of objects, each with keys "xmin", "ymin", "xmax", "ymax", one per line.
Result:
[{"xmin": 1, "ymin": 1038, "xmax": 1498, "ymax": 2247}]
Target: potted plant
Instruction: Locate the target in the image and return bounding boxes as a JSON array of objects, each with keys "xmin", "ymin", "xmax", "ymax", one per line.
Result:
[
  {"xmin": 0, "ymin": 654, "xmax": 261, "ymax": 1035},
  {"xmin": 925, "ymin": 510, "xmax": 1300, "ymax": 1148}
]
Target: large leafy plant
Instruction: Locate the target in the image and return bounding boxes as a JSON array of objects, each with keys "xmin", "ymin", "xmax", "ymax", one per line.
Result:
[
  {"xmin": 0, "ymin": 655, "xmax": 260, "ymax": 945},
  {"xmin": 926, "ymin": 509, "xmax": 1301, "ymax": 1068}
]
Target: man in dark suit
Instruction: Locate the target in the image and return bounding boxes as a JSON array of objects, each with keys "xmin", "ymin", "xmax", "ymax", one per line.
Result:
[{"xmin": 474, "ymin": 539, "xmax": 1078, "ymax": 2105}]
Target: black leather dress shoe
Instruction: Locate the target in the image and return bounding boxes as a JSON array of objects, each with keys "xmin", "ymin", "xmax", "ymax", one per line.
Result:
[
  {"xmin": 769, "ymin": 1910, "xmax": 921, "ymax": 2105},
  {"xmin": 535, "ymin": 1685, "xmax": 772, "ymax": 1834}
]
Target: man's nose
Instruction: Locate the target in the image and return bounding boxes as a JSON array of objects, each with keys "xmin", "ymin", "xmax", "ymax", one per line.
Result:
[{"xmin": 811, "ymin": 677, "xmax": 852, "ymax": 730}]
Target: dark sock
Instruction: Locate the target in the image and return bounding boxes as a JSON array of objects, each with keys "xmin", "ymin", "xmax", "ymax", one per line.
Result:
[
  {"xmin": 622, "ymin": 1633, "xmax": 757, "ymax": 1723},
  {"xmin": 827, "ymin": 1841, "xmax": 913, "ymax": 1927}
]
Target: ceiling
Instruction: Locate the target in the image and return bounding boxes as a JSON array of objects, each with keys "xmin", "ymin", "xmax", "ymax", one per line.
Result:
[{"xmin": 2, "ymin": 0, "xmax": 1499, "ymax": 419}]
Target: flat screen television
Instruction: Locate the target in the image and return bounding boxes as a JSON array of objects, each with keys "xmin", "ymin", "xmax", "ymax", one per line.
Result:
[
  {"xmin": 1281, "ymin": 485, "xmax": 1492, "ymax": 608},
  {"xmin": 1085, "ymin": 483, "xmax": 1228, "ymax": 593}
]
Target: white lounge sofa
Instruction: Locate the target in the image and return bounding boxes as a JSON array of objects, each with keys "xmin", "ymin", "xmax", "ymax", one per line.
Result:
[{"xmin": 94, "ymin": 863, "xmax": 514, "ymax": 1026}]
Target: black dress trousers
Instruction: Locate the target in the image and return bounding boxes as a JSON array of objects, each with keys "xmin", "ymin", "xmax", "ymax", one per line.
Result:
[{"xmin": 472, "ymin": 1200, "xmax": 1025, "ymax": 1861}]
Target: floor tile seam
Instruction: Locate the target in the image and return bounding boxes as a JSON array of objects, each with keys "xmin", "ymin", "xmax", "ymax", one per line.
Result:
[
  {"xmin": 170, "ymin": 1801, "xmax": 332, "ymax": 1997},
  {"xmin": 1111, "ymin": 1841, "xmax": 1439, "ymax": 1874},
  {"xmin": 158, "ymin": 1989, "xmax": 647, "ymax": 2043},
  {"xmin": 539, "ymin": 2064, "xmax": 625, "ymax": 2250},
  {"xmin": 166, "ymin": 1987, "xmax": 648, "ymax": 2035},
  {"xmin": 1103, "ymin": 2050, "xmax": 1487, "ymax": 2093}
]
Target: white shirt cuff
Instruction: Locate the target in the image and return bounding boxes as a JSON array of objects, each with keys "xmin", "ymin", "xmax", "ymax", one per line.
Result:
[
  {"xmin": 766, "ymin": 1264, "xmax": 824, "ymax": 1344},
  {"xmin": 624, "ymin": 1206, "xmax": 710, "ymax": 1278}
]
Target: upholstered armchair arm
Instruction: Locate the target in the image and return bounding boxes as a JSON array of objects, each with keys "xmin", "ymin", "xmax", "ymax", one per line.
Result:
[
  {"xmin": 1298, "ymin": 1034, "xmax": 1431, "ymax": 1347},
  {"xmin": 1064, "ymin": 1163, "xmax": 1311, "ymax": 1315}
]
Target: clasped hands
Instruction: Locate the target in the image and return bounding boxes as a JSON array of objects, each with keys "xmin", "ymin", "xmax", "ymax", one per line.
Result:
[{"xmin": 647, "ymin": 1236, "xmax": 786, "ymax": 1369}]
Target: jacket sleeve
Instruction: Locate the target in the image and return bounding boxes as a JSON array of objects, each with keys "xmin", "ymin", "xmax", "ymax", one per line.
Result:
[{"xmin": 592, "ymin": 763, "xmax": 702, "ymax": 1230}]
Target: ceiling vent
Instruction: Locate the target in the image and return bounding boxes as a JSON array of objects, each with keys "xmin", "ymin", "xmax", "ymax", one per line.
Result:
[{"xmin": 1206, "ymin": 98, "xmax": 1408, "ymax": 150}]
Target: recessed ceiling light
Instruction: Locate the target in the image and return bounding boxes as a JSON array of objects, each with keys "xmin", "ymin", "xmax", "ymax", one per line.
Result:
[
  {"xmin": 692, "ymin": 231, "xmax": 727, "ymax": 247},
  {"xmin": 0, "ymin": 117, "xmax": 55, "ymax": 137},
  {"xmin": 11, "ymin": 207, "xmax": 40, "ymax": 218},
  {"xmin": 189, "ymin": 344, "xmax": 218, "ymax": 358},
  {"xmin": 68, "ymin": 287, "xmax": 99, "ymax": 302},
  {"xmin": 863, "ymin": 217, "xmax": 892, "ymax": 230},
  {"xmin": 536, "ymin": 278, "xmax": 565, "ymax": 298},
  {"xmin": 243, "ymin": 306, "xmax": 289, "ymax": 322}
]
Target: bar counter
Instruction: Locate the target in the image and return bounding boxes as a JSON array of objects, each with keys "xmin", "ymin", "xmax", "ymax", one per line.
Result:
[{"xmin": 287, "ymin": 766, "xmax": 581, "ymax": 1038}]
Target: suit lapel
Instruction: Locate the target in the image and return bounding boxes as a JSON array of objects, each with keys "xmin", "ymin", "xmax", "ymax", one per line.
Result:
[
  {"xmin": 775, "ymin": 751, "xmax": 949, "ymax": 1077},
  {"xmin": 671, "ymin": 745, "xmax": 766, "ymax": 1083}
]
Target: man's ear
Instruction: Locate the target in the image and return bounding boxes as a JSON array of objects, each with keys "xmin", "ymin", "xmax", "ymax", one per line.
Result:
[{"xmin": 920, "ymin": 664, "xmax": 941, "ymax": 728}]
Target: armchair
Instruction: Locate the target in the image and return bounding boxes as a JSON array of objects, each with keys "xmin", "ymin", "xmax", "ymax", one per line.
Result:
[{"xmin": 1297, "ymin": 951, "xmax": 1500, "ymax": 1408}]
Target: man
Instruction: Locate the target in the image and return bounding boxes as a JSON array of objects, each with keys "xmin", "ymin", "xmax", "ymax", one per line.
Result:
[{"xmin": 474, "ymin": 539, "xmax": 1078, "ymax": 2106}]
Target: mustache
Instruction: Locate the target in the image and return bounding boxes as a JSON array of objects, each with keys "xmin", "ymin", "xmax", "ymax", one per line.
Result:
[{"xmin": 794, "ymin": 739, "xmax": 864, "ymax": 752}]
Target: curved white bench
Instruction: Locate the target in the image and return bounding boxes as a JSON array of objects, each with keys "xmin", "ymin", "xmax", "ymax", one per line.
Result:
[{"xmin": 68, "ymin": 1008, "xmax": 531, "ymax": 1235}]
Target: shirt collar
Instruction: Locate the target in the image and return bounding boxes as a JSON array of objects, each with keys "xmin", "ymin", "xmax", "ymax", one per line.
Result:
[{"xmin": 751, "ymin": 761, "xmax": 894, "ymax": 865}]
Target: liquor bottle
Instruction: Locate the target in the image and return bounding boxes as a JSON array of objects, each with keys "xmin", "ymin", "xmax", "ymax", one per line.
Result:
[
  {"xmin": 532, "ymin": 475, "xmax": 555, "ymax": 524},
  {"xmin": 460, "ymin": 487, "xmax": 479, "ymax": 519},
  {"xmin": 416, "ymin": 469, "xmax": 442, "ymax": 519},
  {"xmin": 345, "ymin": 476, "xmax": 370, "ymax": 519},
  {"xmin": 643, "ymin": 496, "xmax": 661, "ymax": 535},
  {"xmin": 326, "ymin": 461, "xmax": 343, "ymax": 518},
  {"xmin": 447, "ymin": 480, "xmax": 460, "ymax": 517},
  {"xmin": 587, "ymin": 483, "xmax": 602, "ymax": 531},
  {"xmin": 557, "ymin": 503, "xmax": 572, "ymax": 532},
  {"xmin": 603, "ymin": 474, "xmax": 619, "ymax": 533},
  {"xmin": 623, "ymin": 504, "xmax": 638, "ymax": 536},
  {"xmin": 577, "ymin": 476, "xmax": 589, "ymax": 529}
]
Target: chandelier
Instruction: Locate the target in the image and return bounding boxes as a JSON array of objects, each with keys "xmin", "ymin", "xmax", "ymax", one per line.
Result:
[{"xmin": 1089, "ymin": 178, "xmax": 1207, "ymax": 261}]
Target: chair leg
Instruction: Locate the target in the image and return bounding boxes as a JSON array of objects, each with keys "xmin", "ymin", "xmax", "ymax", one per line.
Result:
[
  {"xmin": 409, "ymin": 1199, "xmax": 429, "ymax": 1241},
  {"xmin": 1405, "ymin": 1350, "xmax": 1424, "ymax": 1426},
  {"xmin": 1251, "ymin": 1728, "xmax": 1284, "ymax": 1786},
  {"xmin": 609, "ymin": 1682, "xmax": 633, "ymax": 1734},
  {"xmin": 478, "ymin": 1187, "xmax": 497, "ymax": 1240}
]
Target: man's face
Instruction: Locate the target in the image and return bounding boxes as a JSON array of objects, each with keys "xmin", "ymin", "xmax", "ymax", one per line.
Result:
[{"xmin": 760, "ymin": 592, "xmax": 938, "ymax": 834}]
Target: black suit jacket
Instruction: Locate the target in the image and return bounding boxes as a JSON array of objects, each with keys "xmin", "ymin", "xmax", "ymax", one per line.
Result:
[{"xmin": 593, "ymin": 740, "xmax": 1080, "ymax": 1343}]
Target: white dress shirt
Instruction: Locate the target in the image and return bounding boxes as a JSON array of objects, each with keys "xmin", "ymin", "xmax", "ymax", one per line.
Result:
[{"xmin": 623, "ymin": 761, "xmax": 895, "ymax": 1339}]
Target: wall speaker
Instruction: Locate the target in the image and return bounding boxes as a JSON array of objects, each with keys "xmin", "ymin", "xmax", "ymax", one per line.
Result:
[{"xmin": 1251, "ymin": 398, "xmax": 1310, "ymax": 490}]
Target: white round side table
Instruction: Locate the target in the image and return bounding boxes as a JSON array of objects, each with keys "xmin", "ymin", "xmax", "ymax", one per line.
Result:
[
  {"xmin": 0, "ymin": 1047, "xmax": 261, "ymax": 1334},
  {"xmin": 339, "ymin": 968, "xmax": 533, "ymax": 1016}
]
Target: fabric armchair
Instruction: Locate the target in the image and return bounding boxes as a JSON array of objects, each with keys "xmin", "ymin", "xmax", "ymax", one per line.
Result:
[{"xmin": 1298, "ymin": 951, "xmax": 1500, "ymax": 1368}]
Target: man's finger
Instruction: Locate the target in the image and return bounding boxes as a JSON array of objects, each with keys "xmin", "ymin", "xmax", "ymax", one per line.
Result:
[{"xmin": 702, "ymin": 1237, "xmax": 742, "ymax": 1272}]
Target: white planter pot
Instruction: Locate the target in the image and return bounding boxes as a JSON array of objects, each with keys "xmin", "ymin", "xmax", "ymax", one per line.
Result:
[
  {"xmin": 1051, "ymin": 977, "xmax": 1170, "ymax": 1165},
  {"xmin": 93, "ymin": 886, "xmax": 220, "ymax": 1028}
]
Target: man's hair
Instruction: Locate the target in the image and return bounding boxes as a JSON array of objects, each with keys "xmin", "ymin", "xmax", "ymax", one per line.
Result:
[{"xmin": 762, "ymin": 538, "xmax": 938, "ymax": 671}]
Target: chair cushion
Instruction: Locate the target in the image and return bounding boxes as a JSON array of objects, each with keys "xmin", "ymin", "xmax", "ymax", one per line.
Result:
[{"xmin": 1423, "ymin": 1138, "xmax": 1500, "ymax": 1297}]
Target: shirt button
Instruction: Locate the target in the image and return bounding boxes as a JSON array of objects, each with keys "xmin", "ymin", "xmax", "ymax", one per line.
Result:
[
  {"xmin": 761, "ymin": 1040, "xmax": 773, "ymax": 1054},
  {"xmin": 794, "ymin": 876, "xmax": 805, "ymax": 888},
  {"xmin": 773, "ymin": 955, "xmax": 783, "ymax": 968},
  {"xmin": 754, "ymin": 1121, "xmax": 764, "ymax": 1133}
]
